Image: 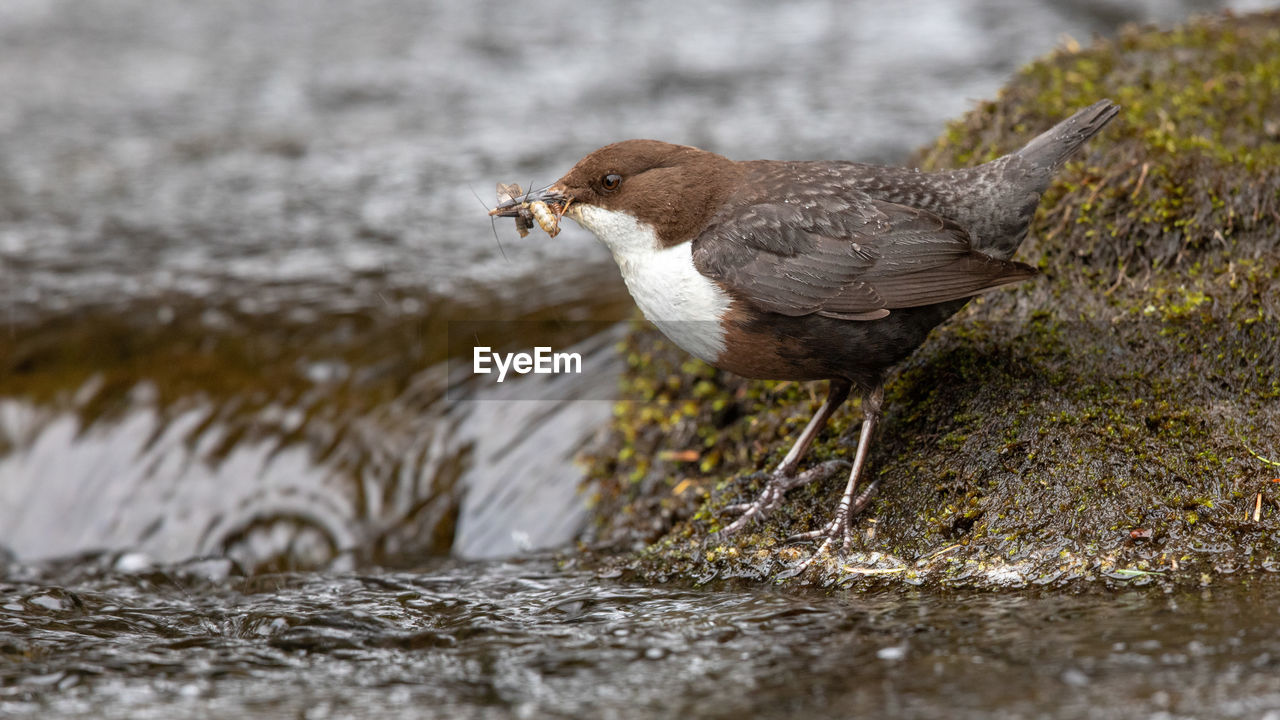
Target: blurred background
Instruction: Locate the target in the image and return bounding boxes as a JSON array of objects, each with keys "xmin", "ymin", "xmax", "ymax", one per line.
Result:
[{"xmin": 0, "ymin": 0, "xmax": 1272, "ymax": 572}]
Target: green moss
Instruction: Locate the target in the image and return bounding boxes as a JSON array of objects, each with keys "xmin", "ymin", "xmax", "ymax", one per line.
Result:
[{"xmin": 583, "ymin": 11, "xmax": 1280, "ymax": 589}]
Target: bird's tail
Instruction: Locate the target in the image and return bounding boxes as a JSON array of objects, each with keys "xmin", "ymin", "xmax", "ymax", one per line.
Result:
[{"xmin": 1014, "ymin": 99, "xmax": 1119, "ymax": 178}]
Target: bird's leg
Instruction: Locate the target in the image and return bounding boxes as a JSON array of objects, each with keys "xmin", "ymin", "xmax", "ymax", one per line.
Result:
[
  {"xmin": 719, "ymin": 379, "xmax": 852, "ymax": 535},
  {"xmin": 787, "ymin": 384, "xmax": 885, "ymax": 556}
]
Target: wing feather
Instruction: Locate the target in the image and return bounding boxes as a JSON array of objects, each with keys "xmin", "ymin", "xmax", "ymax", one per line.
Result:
[{"xmin": 691, "ymin": 173, "xmax": 1034, "ymax": 320}]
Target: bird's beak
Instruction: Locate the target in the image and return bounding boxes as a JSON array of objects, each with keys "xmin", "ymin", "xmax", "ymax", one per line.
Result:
[{"xmin": 488, "ymin": 183, "xmax": 568, "ymax": 218}]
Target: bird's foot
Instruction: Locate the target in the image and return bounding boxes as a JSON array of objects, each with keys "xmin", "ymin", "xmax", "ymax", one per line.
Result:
[
  {"xmin": 778, "ymin": 474, "xmax": 884, "ymax": 576},
  {"xmin": 718, "ymin": 460, "xmax": 849, "ymax": 536},
  {"xmin": 787, "ymin": 512, "xmax": 857, "ymax": 557},
  {"xmin": 718, "ymin": 473, "xmax": 786, "ymax": 535}
]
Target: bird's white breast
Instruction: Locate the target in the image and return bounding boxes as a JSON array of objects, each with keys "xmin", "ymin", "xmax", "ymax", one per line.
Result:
[{"xmin": 569, "ymin": 204, "xmax": 730, "ymax": 363}]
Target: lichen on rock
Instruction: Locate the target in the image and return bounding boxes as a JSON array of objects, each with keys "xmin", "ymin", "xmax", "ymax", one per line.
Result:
[{"xmin": 581, "ymin": 11, "xmax": 1280, "ymax": 589}]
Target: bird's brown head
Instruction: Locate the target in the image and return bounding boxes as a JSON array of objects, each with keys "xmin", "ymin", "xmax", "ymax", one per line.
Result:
[{"xmin": 492, "ymin": 140, "xmax": 740, "ymax": 249}]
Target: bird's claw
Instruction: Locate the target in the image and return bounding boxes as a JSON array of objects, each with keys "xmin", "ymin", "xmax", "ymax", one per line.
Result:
[
  {"xmin": 719, "ymin": 476, "xmax": 788, "ymax": 536},
  {"xmin": 717, "ymin": 460, "xmax": 850, "ymax": 536},
  {"xmin": 787, "ymin": 513, "xmax": 857, "ymax": 555},
  {"xmin": 774, "ymin": 513, "xmax": 856, "ymax": 579},
  {"xmin": 779, "ymin": 473, "xmax": 884, "ymax": 575}
]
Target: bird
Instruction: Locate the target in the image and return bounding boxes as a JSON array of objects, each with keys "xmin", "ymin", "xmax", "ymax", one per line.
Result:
[{"xmin": 490, "ymin": 100, "xmax": 1119, "ymax": 556}]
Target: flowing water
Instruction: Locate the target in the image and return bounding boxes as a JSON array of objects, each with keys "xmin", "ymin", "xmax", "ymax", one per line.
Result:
[
  {"xmin": 3, "ymin": 556, "xmax": 1280, "ymax": 719},
  {"xmin": 2, "ymin": 0, "xmax": 1278, "ymax": 716}
]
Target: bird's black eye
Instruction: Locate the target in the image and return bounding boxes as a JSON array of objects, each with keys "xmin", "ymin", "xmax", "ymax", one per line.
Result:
[{"xmin": 601, "ymin": 173, "xmax": 622, "ymax": 192}]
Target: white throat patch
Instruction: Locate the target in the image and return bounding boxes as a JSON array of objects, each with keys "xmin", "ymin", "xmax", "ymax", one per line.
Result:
[{"xmin": 569, "ymin": 204, "xmax": 730, "ymax": 363}]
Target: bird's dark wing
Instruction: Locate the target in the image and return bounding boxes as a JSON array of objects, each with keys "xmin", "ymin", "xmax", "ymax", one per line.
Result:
[{"xmin": 691, "ymin": 179, "xmax": 1035, "ymax": 320}]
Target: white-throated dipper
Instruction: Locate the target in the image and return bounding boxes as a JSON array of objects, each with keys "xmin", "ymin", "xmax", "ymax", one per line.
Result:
[{"xmin": 491, "ymin": 100, "xmax": 1118, "ymax": 556}]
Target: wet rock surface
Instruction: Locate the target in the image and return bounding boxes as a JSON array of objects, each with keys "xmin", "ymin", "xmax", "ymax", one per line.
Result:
[{"xmin": 586, "ymin": 12, "xmax": 1280, "ymax": 589}]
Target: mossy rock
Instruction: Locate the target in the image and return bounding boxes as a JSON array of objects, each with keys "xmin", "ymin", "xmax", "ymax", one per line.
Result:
[{"xmin": 582, "ymin": 11, "xmax": 1280, "ymax": 589}]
